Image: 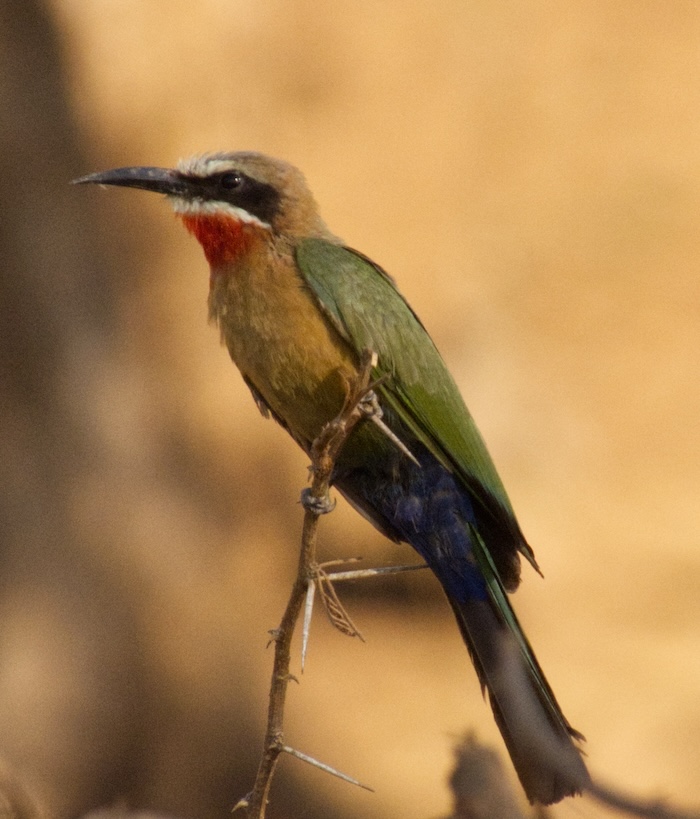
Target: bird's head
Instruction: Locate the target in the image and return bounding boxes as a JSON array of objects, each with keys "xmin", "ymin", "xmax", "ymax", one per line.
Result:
[{"xmin": 74, "ymin": 152, "xmax": 331, "ymax": 266}]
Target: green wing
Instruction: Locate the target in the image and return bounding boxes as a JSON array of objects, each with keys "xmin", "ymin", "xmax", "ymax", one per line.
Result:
[{"xmin": 295, "ymin": 237, "xmax": 523, "ymax": 534}]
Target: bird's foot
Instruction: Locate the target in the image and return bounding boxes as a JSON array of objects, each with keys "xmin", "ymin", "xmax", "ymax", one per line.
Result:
[
  {"xmin": 300, "ymin": 488, "xmax": 336, "ymax": 515},
  {"xmin": 357, "ymin": 389, "xmax": 382, "ymax": 420}
]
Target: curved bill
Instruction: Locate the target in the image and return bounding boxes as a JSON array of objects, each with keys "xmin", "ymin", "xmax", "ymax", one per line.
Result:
[{"xmin": 72, "ymin": 166, "xmax": 188, "ymax": 197}]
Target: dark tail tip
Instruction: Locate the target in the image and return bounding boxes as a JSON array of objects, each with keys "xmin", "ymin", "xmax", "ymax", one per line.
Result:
[{"xmin": 450, "ymin": 598, "xmax": 590, "ymax": 804}]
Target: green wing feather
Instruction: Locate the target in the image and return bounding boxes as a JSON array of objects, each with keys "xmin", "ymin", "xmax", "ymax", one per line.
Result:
[
  {"xmin": 296, "ymin": 240, "xmax": 543, "ymax": 576},
  {"xmin": 295, "ymin": 238, "xmax": 516, "ymax": 515}
]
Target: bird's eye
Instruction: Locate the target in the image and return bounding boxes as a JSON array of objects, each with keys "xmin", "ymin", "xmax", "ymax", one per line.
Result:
[{"xmin": 220, "ymin": 171, "xmax": 243, "ymax": 190}]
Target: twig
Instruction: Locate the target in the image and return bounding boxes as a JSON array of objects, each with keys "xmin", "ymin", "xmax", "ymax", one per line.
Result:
[
  {"xmin": 586, "ymin": 779, "xmax": 700, "ymax": 819},
  {"xmin": 319, "ymin": 562, "xmax": 428, "ymax": 582},
  {"xmin": 239, "ymin": 350, "xmax": 378, "ymax": 818}
]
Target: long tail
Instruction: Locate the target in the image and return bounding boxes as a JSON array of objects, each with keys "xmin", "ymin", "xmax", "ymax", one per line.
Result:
[
  {"xmin": 334, "ymin": 444, "xmax": 589, "ymax": 803},
  {"xmin": 448, "ymin": 591, "xmax": 589, "ymax": 804}
]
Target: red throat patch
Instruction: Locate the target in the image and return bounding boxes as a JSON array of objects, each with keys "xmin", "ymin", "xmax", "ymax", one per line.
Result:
[{"xmin": 179, "ymin": 213, "xmax": 263, "ymax": 269}]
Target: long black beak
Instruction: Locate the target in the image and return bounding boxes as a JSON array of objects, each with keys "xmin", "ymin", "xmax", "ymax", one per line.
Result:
[{"xmin": 72, "ymin": 166, "xmax": 189, "ymax": 197}]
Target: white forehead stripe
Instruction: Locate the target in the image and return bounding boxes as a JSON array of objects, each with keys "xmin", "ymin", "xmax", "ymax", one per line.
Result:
[{"xmin": 177, "ymin": 154, "xmax": 237, "ymax": 177}]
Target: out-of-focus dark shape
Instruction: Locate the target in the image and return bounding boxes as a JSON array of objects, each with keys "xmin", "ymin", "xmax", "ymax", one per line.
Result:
[
  {"xmin": 445, "ymin": 734, "xmax": 531, "ymax": 819},
  {"xmin": 0, "ymin": 0, "xmax": 147, "ymax": 815},
  {"xmin": 0, "ymin": 757, "xmax": 46, "ymax": 819}
]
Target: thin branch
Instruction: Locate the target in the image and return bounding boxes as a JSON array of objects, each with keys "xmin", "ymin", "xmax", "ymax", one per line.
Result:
[
  {"xmin": 587, "ymin": 780, "xmax": 700, "ymax": 819},
  {"xmin": 239, "ymin": 350, "xmax": 378, "ymax": 818}
]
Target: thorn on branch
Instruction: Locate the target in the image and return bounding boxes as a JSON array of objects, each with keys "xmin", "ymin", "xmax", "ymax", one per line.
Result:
[
  {"xmin": 359, "ymin": 389, "xmax": 421, "ymax": 466},
  {"xmin": 232, "ymin": 794, "xmax": 251, "ymax": 812},
  {"xmin": 281, "ymin": 745, "xmax": 374, "ymax": 793}
]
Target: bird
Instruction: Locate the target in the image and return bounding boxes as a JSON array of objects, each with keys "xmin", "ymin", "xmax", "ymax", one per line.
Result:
[{"xmin": 74, "ymin": 152, "xmax": 589, "ymax": 804}]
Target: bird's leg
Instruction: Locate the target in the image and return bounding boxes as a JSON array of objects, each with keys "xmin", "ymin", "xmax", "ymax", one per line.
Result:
[{"xmin": 301, "ymin": 350, "xmax": 377, "ymax": 515}]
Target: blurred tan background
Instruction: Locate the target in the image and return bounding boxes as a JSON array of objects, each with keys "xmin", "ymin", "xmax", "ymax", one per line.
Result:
[{"xmin": 1, "ymin": 1, "xmax": 699, "ymax": 817}]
